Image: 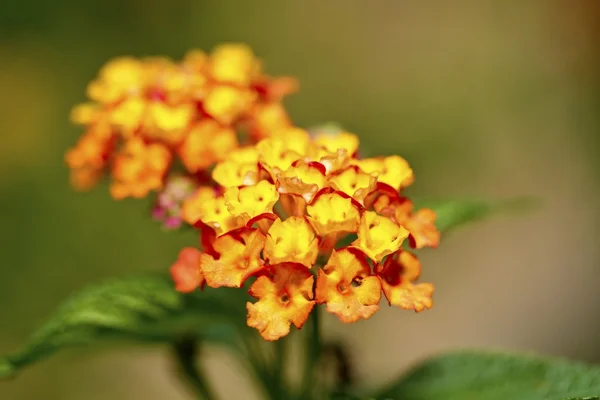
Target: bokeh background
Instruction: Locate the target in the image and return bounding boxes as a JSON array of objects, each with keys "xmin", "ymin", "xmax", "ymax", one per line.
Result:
[{"xmin": 1, "ymin": 1, "xmax": 599, "ymax": 399}]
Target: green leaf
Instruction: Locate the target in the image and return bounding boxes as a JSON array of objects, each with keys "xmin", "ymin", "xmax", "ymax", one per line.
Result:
[
  {"xmin": 414, "ymin": 197, "xmax": 538, "ymax": 233},
  {"xmin": 0, "ymin": 273, "xmax": 251, "ymax": 379},
  {"xmin": 371, "ymin": 350, "xmax": 600, "ymax": 400}
]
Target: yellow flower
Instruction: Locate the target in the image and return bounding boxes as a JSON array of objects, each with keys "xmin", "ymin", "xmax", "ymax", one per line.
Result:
[
  {"xmin": 204, "ymin": 86, "xmax": 256, "ymax": 125},
  {"xmin": 209, "ymin": 43, "xmax": 261, "ymax": 85},
  {"xmin": 224, "ymin": 181, "xmax": 279, "ymax": 225},
  {"xmin": 315, "ymin": 248, "xmax": 381, "ymax": 322},
  {"xmin": 264, "ymin": 217, "xmax": 319, "ymax": 268},
  {"xmin": 277, "ymin": 161, "xmax": 327, "ymax": 203},
  {"xmin": 86, "ymin": 57, "xmax": 145, "ymax": 104},
  {"xmin": 182, "ymin": 189, "xmax": 241, "ymax": 235},
  {"xmin": 256, "ymin": 129, "xmax": 310, "ymax": 176},
  {"xmin": 144, "ymin": 102, "xmax": 194, "ymax": 143},
  {"xmin": 109, "ymin": 97, "xmax": 145, "ymax": 135},
  {"xmin": 247, "ymin": 263, "xmax": 315, "ymax": 341},
  {"xmin": 313, "ymin": 131, "xmax": 359, "ymax": 156},
  {"xmin": 306, "ymin": 190, "xmax": 361, "ymax": 237},
  {"xmin": 70, "ymin": 103, "xmax": 102, "ymax": 125},
  {"xmin": 328, "ymin": 165, "xmax": 377, "ymax": 204},
  {"xmin": 355, "ymin": 155, "xmax": 414, "ymax": 191},
  {"xmin": 352, "ymin": 211, "xmax": 409, "ymax": 262}
]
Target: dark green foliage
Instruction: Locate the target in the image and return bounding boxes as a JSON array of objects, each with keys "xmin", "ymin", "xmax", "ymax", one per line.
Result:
[
  {"xmin": 371, "ymin": 350, "xmax": 600, "ymax": 400},
  {"xmin": 0, "ymin": 273, "xmax": 250, "ymax": 379}
]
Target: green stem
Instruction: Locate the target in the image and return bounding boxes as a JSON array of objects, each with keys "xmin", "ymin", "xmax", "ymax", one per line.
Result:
[
  {"xmin": 299, "ymin": 305, "xmax": 322, "ymax": 400},
  {"xmin": 274, "ymin": 338, "xmax": 287, "ymax": 398},
  {"xmin": 172, "ymin": 337, "xmax": 216, "ymax": 400}
]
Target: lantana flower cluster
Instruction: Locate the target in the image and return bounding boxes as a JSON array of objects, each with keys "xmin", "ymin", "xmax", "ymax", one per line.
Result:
[
  {"xmin": 65, "ymin": 43, "xmax": 297, "ymax": 201},
  {"xmin": 171, "ymin": 128, "xmax": 440, "ymax": 340}
]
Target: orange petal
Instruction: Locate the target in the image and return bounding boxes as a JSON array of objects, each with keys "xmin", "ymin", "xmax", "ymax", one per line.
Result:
[
  {"xmin": 406, "ymin": 208, "xmax": 440, "ymax": 249},
  {"xmin": 200, "ymin": 229, "xmax": 266, "ymax": 288},
  {"xmin": 247, "ymin": 263, "xmax": 315, "ymax": 341},
  {"xmin": 377, "ymin": 251, "xmax": 434, "ymax": 312},
  {"xmin": 315, "ymin": 248, "xmax": 381, "ymax": 323},
  {"xmin": 171, "ymin": 247, "xmax": 205, "ymax": 293}
]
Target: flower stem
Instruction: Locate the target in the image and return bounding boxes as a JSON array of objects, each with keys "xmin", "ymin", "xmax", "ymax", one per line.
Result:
[
  {"xmin": 299, "ymin": 305, "xmax": 322, "ymax": 399},
  {"xmin": 171, "ymin": 336, "xmax": 216, "ymax": 400}
]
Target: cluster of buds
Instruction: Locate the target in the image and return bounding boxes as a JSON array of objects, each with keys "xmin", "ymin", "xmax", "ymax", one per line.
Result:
[
  {"xmin": 171, "ymin": 127, "xmax": 440, "ymax": 340},
  {"xmin": 65, "ymin": 43, "xmax": 297, "ymax": 200},
  {"xmin": 66, "ymin": 44, "xmax": 440, "ymax": 341}
]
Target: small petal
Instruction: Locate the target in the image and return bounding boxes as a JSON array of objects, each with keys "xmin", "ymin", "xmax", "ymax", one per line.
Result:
[
  {"xmin": 264, "ymin": 217, "xmax": 319, "ymax": 268},
  {"xmin": 405, "ymin": 208, "xmax": 440, "ymax": 249},
  {"xmin": 247, "ymin": 263, "xmax": 315, "ymax": 341},
  {"xmin": 352, "ymin": 211, "xmax": 409, "ymax": 262},
  {"xmin": 377, "ymin": 251, "xmax": 433, "ymax": 312},
  {"xmin": 171, "ymin": 247, "xmax": 205, "ymax": 293},
  {"xmin": 315, "ymin": 248, "xmax": 381, "ymax": 323}
]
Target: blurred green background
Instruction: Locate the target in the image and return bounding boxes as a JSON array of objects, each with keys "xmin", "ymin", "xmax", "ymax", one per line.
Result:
[{"xmin": 1, "ymin": 1, "xmax": 599, "ymax": 399}]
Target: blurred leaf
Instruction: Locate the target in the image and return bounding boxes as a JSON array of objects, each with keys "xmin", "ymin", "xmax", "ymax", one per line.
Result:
[
  {"xmin": 371, "ymin": 350, "xmax": 600, "ymax": 400},
  {"xmin": 0, "ymin": 273, "xmax": 251, "ymax": 379},
  {"xmin": 414, "ymin": 197, "xmax": 538, "ymax": 233}
]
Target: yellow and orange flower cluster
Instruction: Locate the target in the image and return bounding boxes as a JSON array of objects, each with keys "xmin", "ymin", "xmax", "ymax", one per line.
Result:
[
  {"xmin": 171, "ymin": 128, "xmax": 440, "ymax": 340},
  {"xmin": 65, "ymin": 43, "xmax": 297, "ymax": 198}
]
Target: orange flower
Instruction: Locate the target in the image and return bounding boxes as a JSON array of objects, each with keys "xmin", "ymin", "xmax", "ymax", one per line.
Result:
[
  {"xmin": 65, "ymin": 125, "xmax": 115, "ymax": 190},
  {"xmin": 170, "ymin": 247, "xmax": 205, "ymax": 293},
  {"xmin": 400, "ymin": 208, "xmax": 440, "ymax": 250},
  {"xmin": 200, "ymin": 229, "xmax": 266, "ymax": 288},
  {"xmin": 110, "ymin": 138, "xmax": 172, "ymax": 199},
  {"xmin": 248, "ymin": 102, "xmax": 292, "ymax": 140},
  {"xmin": 377, "ymin": 251, "xmax": 433, "ymax": 312},
  {"xmin": 179, "ymin": 120, "xmax": 239, "ymax": 173},
  {"xmin": 315, "ymin": 248, "xmax": 381, "ymax": 322},
  {"xmin": 68, "ymin": 43, "xmax": 298, "ymax": 196},
  {"xmin": 247, "ymin": 263, "xmax": 315, "ymax": 340},
  {"xmin": 375, "ymin": 197, "xmax": 440, "ymax": 250}
]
